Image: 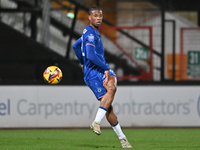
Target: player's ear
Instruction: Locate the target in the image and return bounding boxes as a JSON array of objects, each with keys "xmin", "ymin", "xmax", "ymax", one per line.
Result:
[{"xmin": 88, "ymin": 15, "xmax": 91, "ymax": 21}]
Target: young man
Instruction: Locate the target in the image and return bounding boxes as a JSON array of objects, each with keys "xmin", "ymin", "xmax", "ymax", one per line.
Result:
[{"xmin": 73, "ymin": 6, "xmax": 132, "ymax": 148}]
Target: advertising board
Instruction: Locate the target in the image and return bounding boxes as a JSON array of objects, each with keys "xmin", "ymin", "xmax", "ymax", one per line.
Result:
[{"xmin": 1, "ymin": 86, "xmax": 200, "ymax": 128}]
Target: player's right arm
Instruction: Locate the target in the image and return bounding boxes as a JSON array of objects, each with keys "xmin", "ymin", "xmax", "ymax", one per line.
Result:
[
  {"xmin": 81, "ymin": 65, "xmax": 83, "ymax": 72},
  {"xmin": 73, "ymin": 37, "xmax": 83, "ymax": 65}
]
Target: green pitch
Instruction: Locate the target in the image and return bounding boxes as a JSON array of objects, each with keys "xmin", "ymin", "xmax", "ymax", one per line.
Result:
[{"xmin": 0, "ymin": 128, "xmax": 199, "ymax": 150}]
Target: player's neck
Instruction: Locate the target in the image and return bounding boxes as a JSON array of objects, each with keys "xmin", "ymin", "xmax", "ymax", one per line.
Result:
[{"xmin": 90, "ymin": 24, "xmax": 99, "ymax": 30}]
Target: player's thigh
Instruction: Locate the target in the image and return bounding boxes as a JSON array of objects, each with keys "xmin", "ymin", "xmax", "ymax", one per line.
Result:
[{"xmin": 104, "ymin": 76, "xmax": 117, "ymax": 92}]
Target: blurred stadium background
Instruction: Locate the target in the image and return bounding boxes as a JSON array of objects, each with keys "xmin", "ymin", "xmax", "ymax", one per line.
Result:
[
  {"xmin": 1, "ymin": 0, "xmax": 200, "ymax": 129},
  {"xmin": 1, "ymin": 0, "xmax": 200, "ymax": 84}
]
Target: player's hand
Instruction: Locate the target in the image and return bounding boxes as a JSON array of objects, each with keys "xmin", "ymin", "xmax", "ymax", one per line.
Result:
[
  {"xmin": 81, "ymin": 65, "xmax": 84, "ymax": 72},
  {"xmin": 103, "ymin": 70, "xmax": 110, "ymax": 86}
]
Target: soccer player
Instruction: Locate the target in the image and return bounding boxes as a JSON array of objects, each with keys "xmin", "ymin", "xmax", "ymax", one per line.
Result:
[{"xmin": 73, "ymin": 6, "xmax": 132, "ymax": 148}]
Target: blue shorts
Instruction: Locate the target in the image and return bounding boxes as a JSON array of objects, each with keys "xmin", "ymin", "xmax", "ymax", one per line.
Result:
[{"xmin": 84, "ymin": 69, "xmax": 117, "ymax": 100}]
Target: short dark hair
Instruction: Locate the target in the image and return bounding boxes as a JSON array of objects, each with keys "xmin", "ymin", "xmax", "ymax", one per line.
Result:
[{"xmin": 88, "ymin": 6, "xmax": 102, "ymax": 15}]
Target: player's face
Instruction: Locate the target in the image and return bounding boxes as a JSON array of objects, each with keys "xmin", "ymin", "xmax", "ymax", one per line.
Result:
[{"xmin": 89, "ymin": 9, "xmax": 103, "ymax": 30}]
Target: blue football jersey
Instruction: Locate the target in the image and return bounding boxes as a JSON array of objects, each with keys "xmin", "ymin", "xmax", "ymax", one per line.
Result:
[{"xmin": 82, "ymin": 25, "xmax": 110, "ymax": 81}]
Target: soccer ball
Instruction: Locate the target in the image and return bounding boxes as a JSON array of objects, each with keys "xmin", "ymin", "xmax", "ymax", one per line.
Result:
[{"xmin": 43, "ymin": 66, "xmax": 62, "ymax": 84}]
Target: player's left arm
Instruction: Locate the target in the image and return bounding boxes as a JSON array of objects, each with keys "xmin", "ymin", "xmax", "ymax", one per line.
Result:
[
  {"xmin": 86, "ymin": 45, "xmax": 110, "ymax": 71},
  {"xmin": 103, "ymin": 70, "xmax": 110, "ymax": 86},
  {"xmin": 85, "ymin": 33, "xmax": 110, "ymax": 71},
  {"xmin": 86, "ymin": 44, "xmax": 110, "ymax": 86}
]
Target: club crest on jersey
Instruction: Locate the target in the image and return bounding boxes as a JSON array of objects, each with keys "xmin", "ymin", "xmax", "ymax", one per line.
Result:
[
  {"xmin": 88, "ymin": 34, "xmax": 94, "ymax": 42},
  {"xmin": 97, "ymin": 87, "xmax": 102, "ymax": 93}
]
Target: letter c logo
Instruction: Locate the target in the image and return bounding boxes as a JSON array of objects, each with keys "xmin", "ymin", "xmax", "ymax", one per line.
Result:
[{"xmin": 97, "ymin": 87, "xmax": 102, "ymax": 93}]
